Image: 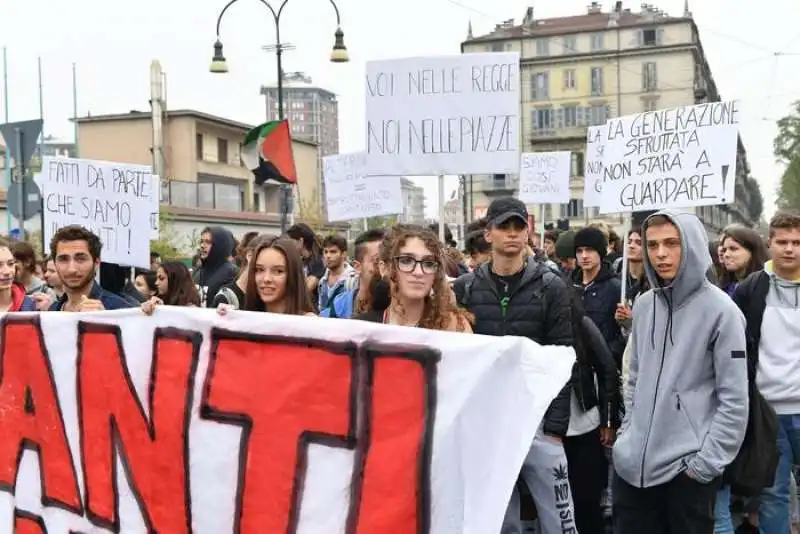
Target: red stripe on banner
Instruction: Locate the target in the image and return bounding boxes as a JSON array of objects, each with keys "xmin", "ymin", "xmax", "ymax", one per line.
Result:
[
  {"xmin": 0, "ymin": 317, "xmax": 82, "ymax": 515},
  {"xmin": 77, "ymin": 323, "xmax": 200, "ymax": 533},
  {"xmin": 352, "ymin": 345, "xmax": 438, "ymax": 534},
  {"xmin": 200, "ymin": 329, "xmax": 357, "ymax": 534},
  {"xmin": 14, "ymin": 510, "xmax": 47, "ymax": 534}
]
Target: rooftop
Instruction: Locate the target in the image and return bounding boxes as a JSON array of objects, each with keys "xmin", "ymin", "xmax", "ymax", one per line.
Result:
[
  {"xmin": 465, "ymin": 2, "xmax": 690, "ymax": 43},
  {"xmin": 260, "ymin": 71, "xmax": 337, "ymax": 96},
  {"xmin": 73, "ymin": 109, "xmax": 317, "ymax": 147}
]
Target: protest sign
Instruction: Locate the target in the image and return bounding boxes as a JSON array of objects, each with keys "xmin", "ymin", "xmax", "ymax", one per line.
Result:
[
  {"xmin": 323, "ymin": 153, "xmax": 402, "ymax": 223},
  {"xmin": 40, "ymin": 157, "xmax": 156, "ymax": 268},
  {"xmin": 0, "ymin": 307, "xmax": 574, "ymax": 534},
  {"xmin": 364, "ymin": 52, "xmax": 520, "ymax": 176},
  {"xmin": 518, "ymin": 151, "xmax": 571, "ymax": 205},
  {"xmin": 599, "ymin": 100, "xmax": 740, "ymax": 214},
  {"xmin": 583, "ymin": 125, "xmax": 606, "ymax": 207}
]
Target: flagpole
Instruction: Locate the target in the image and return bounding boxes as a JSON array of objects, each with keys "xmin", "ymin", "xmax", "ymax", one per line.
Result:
[
  {"xmin": 72, "ymin": 62, "xmax": 78, "ymax": 156},
  {"xmin": 2, "ymin": 47, "xmax": 11, "ymax": 234}
]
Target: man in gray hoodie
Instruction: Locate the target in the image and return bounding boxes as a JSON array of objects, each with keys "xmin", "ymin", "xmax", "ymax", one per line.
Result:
[{"xmin": 612, "ymin": 210, "xmax": 749, "ymax": 534}]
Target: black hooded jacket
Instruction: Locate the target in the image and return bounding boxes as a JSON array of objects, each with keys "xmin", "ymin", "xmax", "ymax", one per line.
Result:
[
  {"xmin": 572, "ymin": 265, "xmax": 626, "ymax": 366},
  {"xmin": 193, "ymin": 226, "xmax": 237, "ymax": 307},
  {"xmin": 452, "ymin": 259, "xmax": 574, "ymax": 437}
]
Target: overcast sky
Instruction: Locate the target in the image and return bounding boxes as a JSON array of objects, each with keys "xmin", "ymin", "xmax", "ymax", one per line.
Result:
[{"xmin": 2, "ymin": 0, "xmax": 798, "ymax": 219}]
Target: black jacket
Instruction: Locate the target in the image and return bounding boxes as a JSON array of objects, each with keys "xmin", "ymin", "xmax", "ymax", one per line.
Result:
[
  {"xmin": 732, "ymin": 270, "xmax": 770, "ymax": 371},
  {"xmin": 572, "ymin": 266, "xmax": 626, "ymax": 366},
  {"xmin": 453, "ymin": 260, "xmax": 574, "ymax": 437},
  {"xmin": 193, "ymin": 226, "xmax": 237, "ymax": 307},
  {"xmin": 570, "ymin": 294, "xmax": 621, "ymax": 429}
]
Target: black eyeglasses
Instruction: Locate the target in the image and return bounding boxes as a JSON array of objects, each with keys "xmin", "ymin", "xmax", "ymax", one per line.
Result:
[{"xmin": 394, "ymin": 255, "xmax": 440, "ymax": 274}]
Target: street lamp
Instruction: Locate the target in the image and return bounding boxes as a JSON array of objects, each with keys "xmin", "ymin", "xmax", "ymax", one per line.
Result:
[{"xmin": 210, "ymin": 0, "xmax": 349, "ymax": 234}]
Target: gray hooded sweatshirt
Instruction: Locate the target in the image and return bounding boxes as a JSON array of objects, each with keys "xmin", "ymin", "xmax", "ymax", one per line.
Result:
[{"xmin": 613, "ymin": 210, "xmax": 748, "ymax": 488}]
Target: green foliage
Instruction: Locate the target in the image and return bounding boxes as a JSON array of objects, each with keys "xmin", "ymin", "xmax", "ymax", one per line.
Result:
[
  {"xmin": 747, "ymin": 180, "xmax": 764, "ymax": 221},
  {"xmin": 365, "ymin": 215, "xmax": 398, "ymax": 229},
  {"xmin": 149, "ymin": 206, "xmax": 180, "ymax": 260},
  {"xmin": 777, "ymin": 157, "xmax": 800, "ymax": 212},
  {"xmin": 774, "ymin": 100, "xmax": 800, "ymax": 163}
]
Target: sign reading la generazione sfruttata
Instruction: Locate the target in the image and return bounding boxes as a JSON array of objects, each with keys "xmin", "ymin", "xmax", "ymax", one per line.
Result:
[
  {"xmin": 599, "ymin": 101, "xmax": 740, "ymax": 214},
  {"xmin": 364, "ymin": 52, "xmax": 520, "ymax": 176}
]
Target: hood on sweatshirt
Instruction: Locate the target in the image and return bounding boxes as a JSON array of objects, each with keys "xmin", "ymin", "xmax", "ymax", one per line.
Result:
[
  {"xmin": 764, "ymin": 259, "xmax": 800, "ymax": 307},
  {"xmin": 642, "ymin": 209, "xmax": 711, "ymax": 308},
  {"xmin": 201, "ymin": 226, "xmax": 235, "ymax": 269}
]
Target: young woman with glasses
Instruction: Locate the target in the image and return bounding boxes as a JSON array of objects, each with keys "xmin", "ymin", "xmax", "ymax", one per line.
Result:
[{"xmin": 355, "ymin": 226, "xmax": 472, "ymax": 332}]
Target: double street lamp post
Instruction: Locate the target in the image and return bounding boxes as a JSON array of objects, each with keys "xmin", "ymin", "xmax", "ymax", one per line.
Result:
[{"xmin": 210, "ymin": 0, "xmax": 349, "ymax": 234}]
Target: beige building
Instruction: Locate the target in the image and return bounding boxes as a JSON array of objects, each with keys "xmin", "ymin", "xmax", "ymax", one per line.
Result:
[
  {"xmin": 74, "ymin": 109, "xmax": 325, "ymax": 250},
  {"xmin": 462, "ymin": 1, "xmax": 762, "ymax": 235}
]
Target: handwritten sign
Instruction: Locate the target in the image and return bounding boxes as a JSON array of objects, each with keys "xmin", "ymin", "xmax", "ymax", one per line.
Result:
[
  {"xmin": 40, "ymin": 157, "xmax": 153, "ymax": 268},
  {"xmin": 364, "ymin": 52, "xmax": 520, "ymax": 176},
  {"xmin": 0, "ymin": 306, "xmax": 574, "ymax": 533},
  {"xmin": 518, "ymin": 151, "xmax": 571, "ymax": 205},
  {"xmin": 323, "ymin": 152, "xmax": 402, "ymax": 222},
  {"xmin": 599, "ymin": 101, "xmax": 740, "ymax": 214},
  {"xmin": 583, "ymin": 126, "xmax": 606, "ymax": 207}
]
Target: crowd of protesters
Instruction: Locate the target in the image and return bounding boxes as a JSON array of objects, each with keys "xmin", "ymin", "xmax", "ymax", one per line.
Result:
[{"xmin": 2, "ymin": 198, "xmax": 800, "ymax": 534}]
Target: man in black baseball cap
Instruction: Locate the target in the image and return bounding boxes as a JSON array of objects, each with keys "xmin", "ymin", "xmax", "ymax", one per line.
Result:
[
  {"xmin": 454, "ymin": 196, "xmax": 576, "ymax": 534},
  {"xmin": 486, "ymin": 197, "xmax": 529, "ymax": 228}
]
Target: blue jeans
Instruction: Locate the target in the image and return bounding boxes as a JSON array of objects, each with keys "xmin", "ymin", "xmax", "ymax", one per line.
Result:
[
  {"xmin": 759, "ymin": 414, "xmax": 800, "ymax": 534},
  {"xmin": 714, "ymin": 485, "xmax": 734, "ymax": 534}
]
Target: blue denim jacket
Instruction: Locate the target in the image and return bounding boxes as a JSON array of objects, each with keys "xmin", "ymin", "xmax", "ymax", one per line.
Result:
[{"xmin": 49, "ymin": 282, "xmax": 134, "ymax": 311}]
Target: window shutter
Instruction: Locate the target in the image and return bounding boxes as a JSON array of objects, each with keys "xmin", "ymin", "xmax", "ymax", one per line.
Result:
[
  {"xmin": 532, "ymin": 109, "xmax": 540, "ymax": 130},
  {"xmin": 605, "ymin": 104, "xmax": 612, "ymax": 121},
  {"xmin": 642, "ymin": 63, "xmax": 648, "ymax": 91},
  {"xmin": 577, "ymin": 106, "xmax": 586, "ymax": 126},
  {"xmin": 636, "ymin": 30, "xmax": 644, "ymax": 46},
  {"xmin": 652, "ymin": 63, "xmax": 658, "ymax": 90},
  {"xmin": 543, "ymin": 72, "xmax": 550, "ymax": 98},
  {"xmin": 656, "ymin": 28, "xmax": 664, "ymax": 44},
  {"xmin": 555, "ymin": 108, "xmax": 564, "ymax": 129}
]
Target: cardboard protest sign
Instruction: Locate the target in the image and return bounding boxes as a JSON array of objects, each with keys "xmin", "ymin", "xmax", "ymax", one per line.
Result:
[
  {"xmin": 0, "ymin": 307, "xmax": 573, "ymax": 533},
  {"xmin": 583, "ymin": 125, "xmax": 606, "ymax": 208},
  {"xmin": 323, "ymin": 153, "xmax": 402, "ymax": 222},
  {"xmin": 364, "ymin": 52, "xmax": 520, "ymax": 176},
  {"xmin": 518, "ymin": 151, "xmax": 571, "ymax": 205},
  {"xmin": 40, "ymin": 157, "xmax": 156, "ymax": 268},
  {"xmin": 598, "ymin": 101, "xmax": 740, "ymax": 214}
]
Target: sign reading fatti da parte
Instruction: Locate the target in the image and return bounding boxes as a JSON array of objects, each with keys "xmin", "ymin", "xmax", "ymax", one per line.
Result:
[{"xmin": 0, "ymin": 308, "xmax": 573, "ymax": 533}]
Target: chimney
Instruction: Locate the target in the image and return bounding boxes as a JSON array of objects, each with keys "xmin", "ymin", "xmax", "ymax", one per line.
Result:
[
  {"xmin": 588, "ymin": 2, "xmax": 602, "ymax": 14},
  {"xmin": 522, "ymin": 6, "xmax": 534, "ymax": 25},
  {"xmin": 615, "ymin": 1, "xmax": 623, "ymax": 12}
]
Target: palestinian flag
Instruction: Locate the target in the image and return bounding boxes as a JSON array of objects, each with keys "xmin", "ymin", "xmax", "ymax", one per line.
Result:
[{"xmin": 241, "ymin": 120, "xmax": 297, "ymax": 185}]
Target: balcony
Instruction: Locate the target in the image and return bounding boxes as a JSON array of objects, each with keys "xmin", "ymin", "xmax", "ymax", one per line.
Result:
[
  {"xmin": 161, "ymin": 179, "xmax": 245, "ymax": 212},
  {"xmin": 481, "ymin": 174, "xmax": 518, "ymax": 198},
  {"xmin": 529, "ymin": 125, "xmax": 589, "ymax": 142}
]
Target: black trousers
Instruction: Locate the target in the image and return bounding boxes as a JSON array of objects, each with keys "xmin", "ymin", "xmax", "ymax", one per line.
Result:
[
  {"xmin": 613, "ymin": 472, "xmax": 722, "ymax": 534},
  {"xmin": 563, "ymin": 428, "xmax": 608, "ymax": 534}
]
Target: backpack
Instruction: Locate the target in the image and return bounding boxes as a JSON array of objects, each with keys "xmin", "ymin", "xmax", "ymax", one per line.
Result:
[{"xmin": 724, "ymin": 271, "xmax": 779, "ymax": 496}]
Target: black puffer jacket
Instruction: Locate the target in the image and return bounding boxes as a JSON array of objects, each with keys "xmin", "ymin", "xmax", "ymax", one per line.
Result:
[
  {"xmin": 572, "ymin": 266, "xmax": 626, "ymax": 366},
  {"xmin": 453, "ymin": 259, "xmax": 574, "ymax": 436}
]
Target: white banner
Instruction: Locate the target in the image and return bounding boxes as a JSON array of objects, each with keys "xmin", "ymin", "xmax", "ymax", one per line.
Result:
[
  {"xmin": 599, "ymin": 101, "xmax": 740, "ymax": 214},
  {"xmin": 323, "ymin": 152, "xmax": 402, "ymax": 223},
  {"xmin": 0, "ymin": 308, "xmax": 573, "ymax": 533},
  {"xmin": 364, "ymin": 52, "xmax": 521, "ymax": 176},
  {"xmin": 583, "ymin": 126, "xmax": 606, "ymax": 208},
  {"xmin": 518, "ymin": 151, "xmax": 571, "ymax": 205},
  {"xmin": 40, "ymin": 157, "xmax": 157, "ymax": 268}
]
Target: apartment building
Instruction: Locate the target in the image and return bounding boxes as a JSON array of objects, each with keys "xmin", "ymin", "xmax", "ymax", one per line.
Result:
[
  {"xmin": 73, "ymin": 109, "xmax": 322, "ymax": 247},
  {"xmin": 399, "ymin": 178, "xmax": 426, "ymax": 225},
  {"xmin": 461, "ymin": 1, "xmax": 761, "ymax": 234}
]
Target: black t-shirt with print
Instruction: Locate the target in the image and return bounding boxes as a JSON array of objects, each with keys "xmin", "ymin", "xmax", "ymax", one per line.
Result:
[{"xmin": 490, "ymin": 267, "xmax": 524, "ymax": 317}]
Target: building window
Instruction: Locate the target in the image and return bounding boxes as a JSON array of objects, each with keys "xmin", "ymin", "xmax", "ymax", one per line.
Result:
[
  {"xmin": 492, "ymin": 174, "xmax": 506, "ymax": 189},
  {"xmin": 571, "ymin": 152, "xmax": 585, "ymax": 176},
  {"xmin": 589, "ymin": 104, "xmax": 611, "ymax": 125},
  {"xmin": 217, "ymin": 138, "xmax": 228, "ymax": 164},
  {"xmin": 590, "ymin": 67, "xmax": 604, "ymax": 95},
  {"xmin": 196, "ymin": 134, "xmax": 203, "ymax": 160},
  {"xmin": 563, "ymin": 69, "xmax": 576, "ymax": 90},
  {"xmin": 563, "ymin": 36, "xmax": 577, "ymax": 53},
  {"xmin": 639, "ymin": 28, "xmax": 662, "ymax": 46},
  {"xmin": 532, "ymin": 108, "xmax": 553, "ymax": 131},
  {"xmin": 561, "ymin": 199, "xmax": 584, "ymax": 218},
  {"xmin": 536, "ymin": 38, "xmax": 550, "ymax": 56},
  {"xmin": 490, "ymin": 42, "xmax": 506, "ymax": 52},
  {"xmin": 643, "ymin": 61, "xmax": 657, "ymax": 92},
  {"xmin": 643, "ymin": 99, "xmax": 659, "ymax": 112},
  {"xmin": 563, "ymin": 105, "xmax": 578, "ymax": 127},
  {"xmin": 590, "ymin": 33, "xmax": 604, "ymax": 51},
  {"xmin": 531, "ymin": 72, "xmax": 549, "ymax": 100}
]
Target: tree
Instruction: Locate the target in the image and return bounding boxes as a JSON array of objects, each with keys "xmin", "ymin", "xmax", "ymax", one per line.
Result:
[
  {"xmin": 365, "ymin": 215, "xmax": 398, "ymax": 229},
  {"xmin": 149, "ymin": 206, "xmax": 181, "ymax": 260},
  {"xmin": 747, "ymin": 180, "xmax": 764, "ymax": 222},
  {"xmin": 774, "ymin": 100, "xmax": 800, "ymax": 163},
  {"xmin": 777, "ymin": 157, "xmax": 800, "ymax": 212}
]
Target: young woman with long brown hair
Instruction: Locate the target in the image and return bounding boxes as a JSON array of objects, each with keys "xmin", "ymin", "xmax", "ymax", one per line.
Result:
[
  {"xmin": 218, "ymin": 235, "xmax": 314, "ymax": 316},
  {"xmin": 141, "ymin": 261, "xmax": 201, "ymax": 314},
  {"xmin": 355, "ymin": 225, "xmax": 472, "ymax": 332}
]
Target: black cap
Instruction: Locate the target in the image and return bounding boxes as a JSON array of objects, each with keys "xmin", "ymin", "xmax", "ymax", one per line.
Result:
[{"xmin": 486, "ymin": 197, "xmax": 528, "ymax": 227}]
